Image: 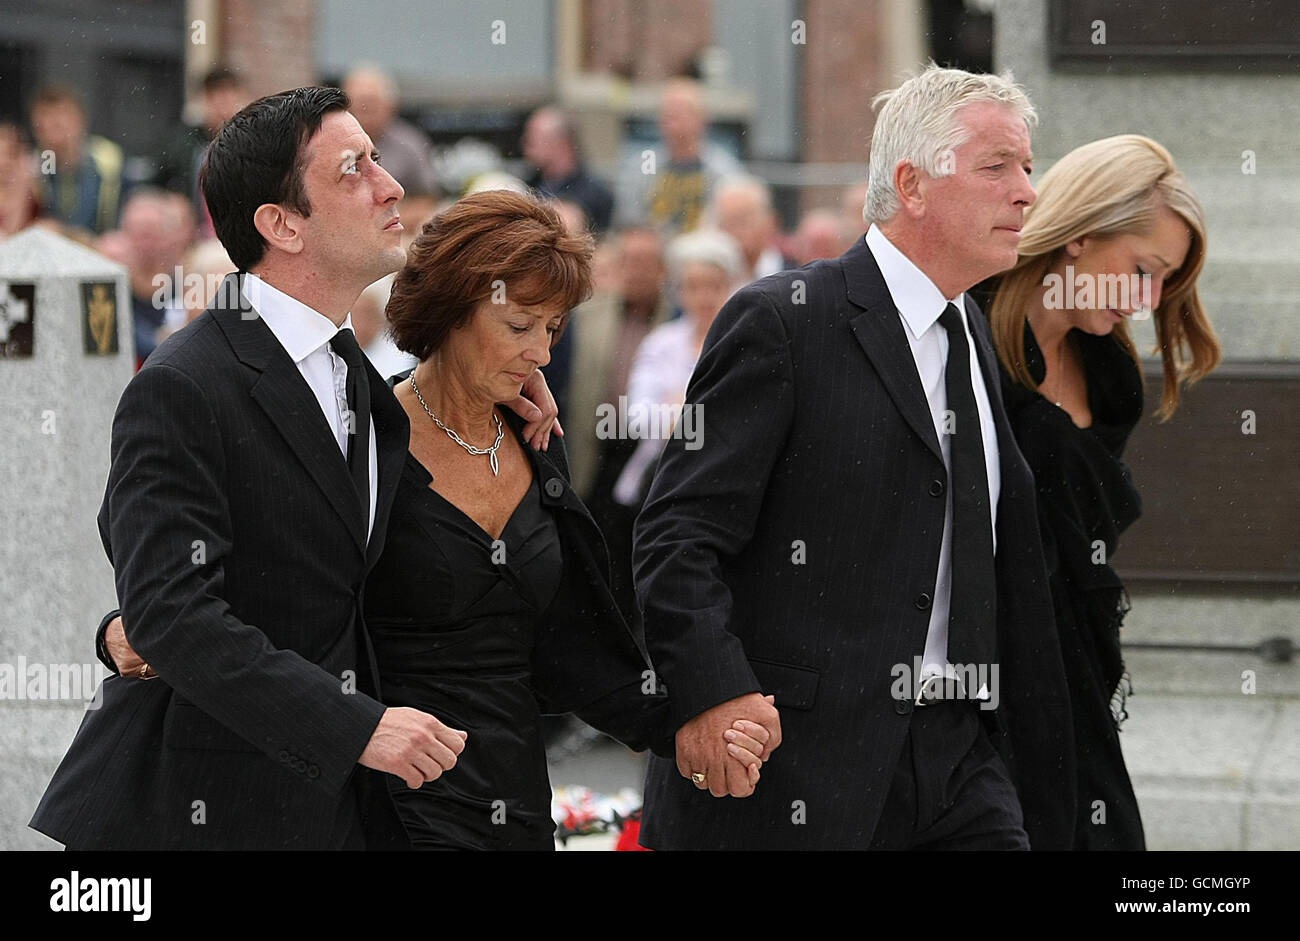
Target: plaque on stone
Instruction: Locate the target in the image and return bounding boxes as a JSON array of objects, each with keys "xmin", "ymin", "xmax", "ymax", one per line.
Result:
[
  {"xmin": 1050, "ymin": 0, "xmax": 1300, "ymax": 69},
  {"xmin": 81, "ymin": 280, "xmax": 119, "ymax": 355},
  {"xmin": 0, "ymin": 281, "xmax": 35, "ymax": 358}
]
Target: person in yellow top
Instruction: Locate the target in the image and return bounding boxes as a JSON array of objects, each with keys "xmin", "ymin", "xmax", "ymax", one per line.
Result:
[{"xmin": 30, "ymin": 84, "xmax": 124, "ymax": 237}]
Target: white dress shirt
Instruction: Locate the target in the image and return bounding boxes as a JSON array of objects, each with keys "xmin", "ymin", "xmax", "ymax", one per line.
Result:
[
  {"xmin": 242, "ymin": 273, "xmax": 378, "ymax": 541},
  {"xmin": 864, "ymin": 225, "xmax": 1000, "ymax": 682}
]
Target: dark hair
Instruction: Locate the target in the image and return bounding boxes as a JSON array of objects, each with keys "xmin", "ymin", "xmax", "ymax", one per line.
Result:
[
  {"xmin": 200, "ymin": 85, "xmax": 348, "ymax": 270},
  {"xmin": 387, "ymin": 190, "xmax": 593, "ymax": 360},
  {"xmin": 201, "ymin": 67, "xmax": 244, "ymax": 94}
]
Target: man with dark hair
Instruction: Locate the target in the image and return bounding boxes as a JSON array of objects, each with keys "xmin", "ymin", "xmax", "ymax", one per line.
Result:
[
  {"xmin": 30, "ymin": 87, "xmax": 559, "ymax": 850},
  {"xmin": 29, "ymin": 84, "xmax": 124, "ymax": 236},
  {"xmin": 155, "ymin": 67, "xmax": 250, "ymax": 237}
]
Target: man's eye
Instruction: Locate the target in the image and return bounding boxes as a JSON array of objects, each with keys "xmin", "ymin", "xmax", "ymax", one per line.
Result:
[
  {"xmin": 343, "ymin": 163, "xmax": 359, "ymax": 176},
  {"xmin": 509, "ymin": 324, "xmax": 529, "ymax": 334}
]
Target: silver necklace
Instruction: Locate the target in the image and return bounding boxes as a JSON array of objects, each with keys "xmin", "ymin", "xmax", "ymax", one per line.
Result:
[{"xmin": 408, "ymin": 372, "xmax": 504, "ymax": 476}]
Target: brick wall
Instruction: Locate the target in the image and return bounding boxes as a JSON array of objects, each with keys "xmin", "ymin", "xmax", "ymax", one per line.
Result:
[
  {"xmin": 218, "ymin": 0, "xmax": 317, "ymax": 97},
  {"xmin": 798, "ymin": 0, "xmax": 888, "ymax": 211},
  {"xmin": 583, "ymin": 0, "xmax": 713, "ymax": 79}
]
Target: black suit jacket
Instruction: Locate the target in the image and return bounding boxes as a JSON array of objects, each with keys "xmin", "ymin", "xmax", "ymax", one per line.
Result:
[
  {"xmin": 30, "ymin": 272, "xmax": 410, "ymax": 849},
  {"xmin": 633, "ymin": 237, "xmax": 1076, "ymax": 849}
]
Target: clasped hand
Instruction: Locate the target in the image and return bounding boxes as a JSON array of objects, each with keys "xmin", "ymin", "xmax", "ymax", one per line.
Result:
[{"xmin": 675, "ymin": 692, "xmax": 782, "ymax": 798}]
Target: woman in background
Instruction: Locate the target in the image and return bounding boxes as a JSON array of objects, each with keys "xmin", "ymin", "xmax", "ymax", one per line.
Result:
[
  {"xmin": 613, "ymin": 228, "xmax": 744, "ymax": 507},
  {"xmin": 985, "ymin": 134, "xmax": 1221, "ymax": 850}
]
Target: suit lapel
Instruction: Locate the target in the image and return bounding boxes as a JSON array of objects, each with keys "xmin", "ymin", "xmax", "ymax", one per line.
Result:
[
  {"xmin": 212, "ymin": 272, "xmax": 367, "ymax": 553},
  {"xmin": 842, "ymin": 240, "xmax": 943, "ymax": 463}
]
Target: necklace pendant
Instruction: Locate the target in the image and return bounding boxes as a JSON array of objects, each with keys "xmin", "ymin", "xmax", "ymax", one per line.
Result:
[{"xmin": 489, "ymin": 450, "xmax": 500, "ymax": 477}]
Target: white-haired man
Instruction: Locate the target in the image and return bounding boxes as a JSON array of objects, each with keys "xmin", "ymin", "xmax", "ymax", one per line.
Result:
[{"xmin": 634, "ymin": 64, "xmax": 1075, "ymax": 849}]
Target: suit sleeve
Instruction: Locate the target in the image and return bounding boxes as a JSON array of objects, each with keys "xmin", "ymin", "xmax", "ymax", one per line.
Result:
[
  {"xmin": 103, "ymin": 362, "xmax": 386, "ymax": 796},
  {"xmin": 94, "ymin": 608, "xmax": 122, "ymax": 675},
  {"xmin": 573, "ymin": 683, "xmax": 676, "ymax": 759},
  {"xmin": 633, "ymin": 286, "xmax": 796, "ymax": 728}
]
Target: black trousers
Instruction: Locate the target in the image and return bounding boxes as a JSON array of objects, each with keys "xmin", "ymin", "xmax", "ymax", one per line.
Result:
[{"xmin": 869, "ymin": 700, "xmax": 1029, "ymax": 850}]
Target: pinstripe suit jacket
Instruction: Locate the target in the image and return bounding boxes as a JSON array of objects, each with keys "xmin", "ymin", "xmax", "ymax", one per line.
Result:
[
  {"xmin": 634, "ymin": 237, "xmax": 1076, "ymax": 849},
  {"xmin": 30, "ymin": 272, "xmax": 410, "ymax": 849}
]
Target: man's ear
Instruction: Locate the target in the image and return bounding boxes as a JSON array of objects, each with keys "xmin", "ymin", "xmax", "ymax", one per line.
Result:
[
  {"xmin": 893, "ymin": 161, "xmax": 925, "ymax": 219},
  {"xmin": 252, "ymin": 203, "xmax": 306, "ymax": 256}
]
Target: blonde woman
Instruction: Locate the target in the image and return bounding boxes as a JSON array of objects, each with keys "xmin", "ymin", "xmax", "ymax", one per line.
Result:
[{"xmin": 986, "ymin": 135, "xmax": 1221, "ymax": 850}]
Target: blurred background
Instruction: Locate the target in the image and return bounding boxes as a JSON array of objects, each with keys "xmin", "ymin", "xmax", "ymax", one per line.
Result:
[{"xmin": 0, "ymin": 0, "xmax": 1295, "ymax": 850}]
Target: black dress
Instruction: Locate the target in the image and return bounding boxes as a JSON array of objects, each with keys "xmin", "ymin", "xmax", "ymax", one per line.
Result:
[
  {"xmin": 1000, "ymin": 323, "xmax": 1146, "ymax": 850},
  {"xmin": 364, "ymin": 374, "xmax": 673, "ymax": 850},
  {"xmin": 366, "ymin": 461, "xmax": 563, "ymax": 849}
]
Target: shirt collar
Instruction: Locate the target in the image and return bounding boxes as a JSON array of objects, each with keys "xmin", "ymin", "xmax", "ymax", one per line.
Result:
[
  {"xmin": 865, "ymin": 224, "xmax": 965, "ymax": 341},
  {"xmin": 241, "ymin": 272, "xmax": 355, "ymax": 365}
]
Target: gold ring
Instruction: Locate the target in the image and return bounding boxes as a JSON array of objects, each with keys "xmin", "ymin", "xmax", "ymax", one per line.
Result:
[
  {"xmin": 139, "ymin": 663, "xmax": 154, "ymax": 679},
  {"xmin": 691, "ymin": 772, "xmax": 707, "ymax": 785}
]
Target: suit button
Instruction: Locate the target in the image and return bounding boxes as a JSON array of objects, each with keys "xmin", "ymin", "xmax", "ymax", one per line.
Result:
[
  {"xmin": 277, "ymin": 750, "xmax": 289, "ymax": 762},
  {"xmin": 544, "ymin": 477, "xmax": 564, "ymax": 499},
  {"xmin": 929, "ymin": 479, "xmax": 945, "ymax": 497},
  {"xmin": 307, "ymin": 764, "xmax": 320, "ymax": 779},
  {"xmin": 914, "ymin": 592, "xmax": 932, "ymax": 610},
  {"xmin": 894, "ymin": 699, "xmax": 913, "ymax": 715}
]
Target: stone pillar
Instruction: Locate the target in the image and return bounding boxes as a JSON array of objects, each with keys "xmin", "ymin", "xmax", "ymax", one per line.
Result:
[{"xmin": 0, "ymin": 227, "xmax": 133, "ymax": 849}]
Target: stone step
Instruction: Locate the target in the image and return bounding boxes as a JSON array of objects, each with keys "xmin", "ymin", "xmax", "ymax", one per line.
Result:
[{"xmin": 1119, "ymin": 695, "xmax": 1297, "ymax": 850}]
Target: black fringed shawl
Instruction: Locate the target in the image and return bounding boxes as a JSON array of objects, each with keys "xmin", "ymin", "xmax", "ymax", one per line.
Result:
[{"xmin": 1000, "ymin": 323, "xmax": 1144, "ymax": 729}]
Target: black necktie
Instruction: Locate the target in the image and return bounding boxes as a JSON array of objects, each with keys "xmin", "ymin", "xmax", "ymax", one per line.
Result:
[
  {"xmin": 330, "ymin": 328, "xmax": 371, "ymax": 538},
  {"xmin": 937, "ymin": 303, "xmax": 996, "ymax": 670}
]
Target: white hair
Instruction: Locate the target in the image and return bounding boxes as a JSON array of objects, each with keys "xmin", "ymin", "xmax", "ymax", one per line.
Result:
[
  {"xmin": 667, "ymin": 228, "xmax": 745, "ymax": 283},
  {"xmin": 864, "ymin": 63, "xmax": 1037, "ymax": 224}
]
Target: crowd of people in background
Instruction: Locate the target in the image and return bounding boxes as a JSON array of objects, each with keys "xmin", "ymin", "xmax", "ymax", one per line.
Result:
[{"xmin": 0, "ymin": 66, "xmax": 871, "ymax": 607}]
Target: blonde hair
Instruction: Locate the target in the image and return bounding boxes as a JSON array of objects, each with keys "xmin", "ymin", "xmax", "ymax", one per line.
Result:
[
  {"xmin": 988, "ymin": 134, "xmax": 1220, "ymax": 420},
  {"xmin": 865, "ymin": 63, "xmax": 1037, "ymax": 224}
]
